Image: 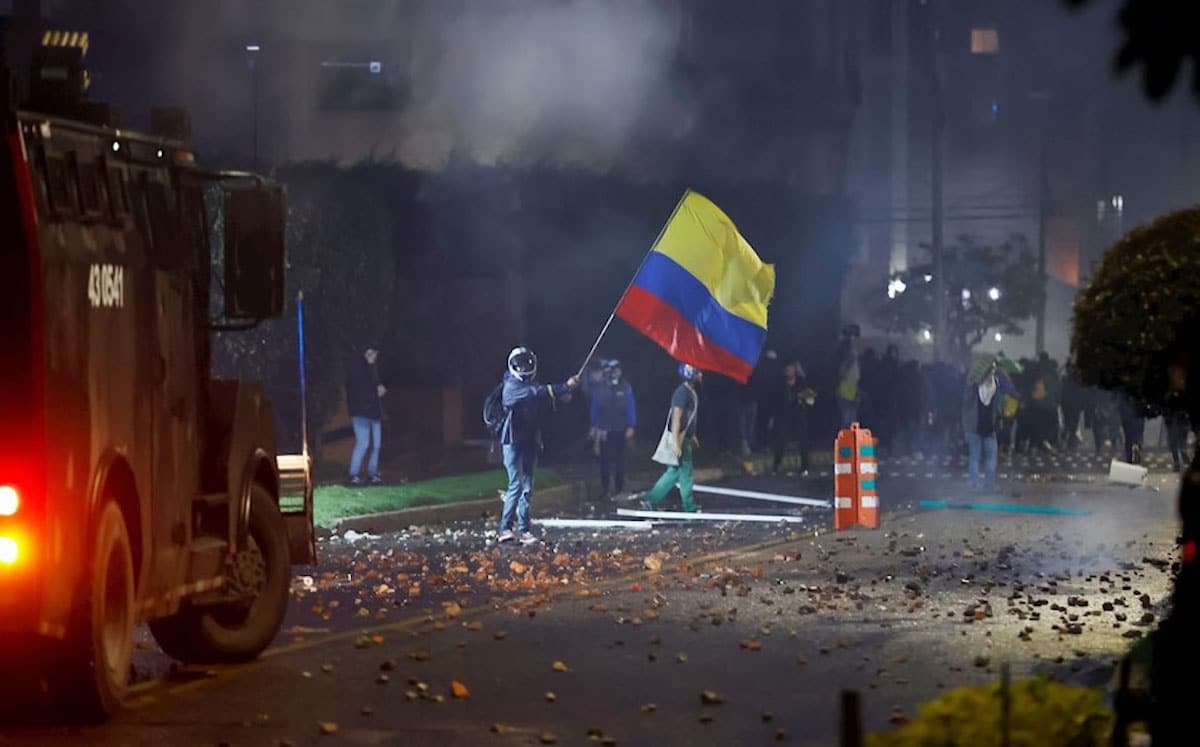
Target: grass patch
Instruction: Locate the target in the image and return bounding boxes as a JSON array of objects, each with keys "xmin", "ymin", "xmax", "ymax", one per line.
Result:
[{"xmin": 312, "ymin": 468, "xmax": 561, "ymax": 527}]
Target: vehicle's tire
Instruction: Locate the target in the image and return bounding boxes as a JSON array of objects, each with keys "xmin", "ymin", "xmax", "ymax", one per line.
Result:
[
  {"xmin": 48, "ymin": 500, "xmax": 136, "ymax": 721},
  {"xmin": 149, "ymin": 484, "xmax": 290, "ymax": 664}
]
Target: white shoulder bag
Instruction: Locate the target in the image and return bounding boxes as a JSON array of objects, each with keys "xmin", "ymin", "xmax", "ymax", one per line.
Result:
[{"xmin": 651, "ymin": 389, "xmax": 698, "ymax": 466}]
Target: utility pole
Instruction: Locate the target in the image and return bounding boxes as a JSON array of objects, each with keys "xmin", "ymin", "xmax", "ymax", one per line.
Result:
[
  {"xmin": 246, "ymin": 44, "xmax": 260, "ymax": 168},
  {"xmin": 928, "ymin": 2, "xmax": 946, "ymax": 361},
  {"xmin": 1034, "ymin": 135, "xmax": 1048, "ymax": 354},
  {"xmin": 1031, "ymin": 90, "xmax": 1053, "ymax": 355}
]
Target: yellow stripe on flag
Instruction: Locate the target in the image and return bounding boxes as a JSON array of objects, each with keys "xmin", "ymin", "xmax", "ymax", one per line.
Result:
[{"xmin": 652, "ymin": 191, "xmax": 775, "ymax": 329}]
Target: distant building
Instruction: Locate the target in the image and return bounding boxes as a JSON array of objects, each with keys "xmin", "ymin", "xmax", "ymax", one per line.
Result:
[{"xmin": 843, "ymin": 0, "xmax": 1109, "ymax": 362}]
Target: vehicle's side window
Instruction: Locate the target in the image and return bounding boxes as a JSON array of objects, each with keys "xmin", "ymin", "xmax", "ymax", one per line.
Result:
[
  {"xmin": 28, "ymin": 146, "xmax": 52, "ymax": 219},
  {"xmin": 106, "ymin": 164, "xmax": 128, "ymax": 222},
  {"xmin": 143, "ymin": 176, "xmax": 186, "ymax": 270},
  {"xmin": 44, "ymin": 153, "xmax": 78, "ymax": 218},
  {"xmin": 125, "ymin": 172, "xmax": 153, "ymax": 255},
  {"xmin": 180, "ymin": 184, "xmax": 208, "ymax": 274},
  {"xmin": 76, "ymin": 157, "xmax": 106, "ymax": 220}
]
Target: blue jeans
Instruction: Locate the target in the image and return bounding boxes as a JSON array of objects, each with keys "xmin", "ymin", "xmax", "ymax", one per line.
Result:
[
  {"xmin": 501, "ymin": 444, "xmax": 537, "ymax": 533},
  {"xmin": 349, "ymin": 416, "xmax": 382, "ymax": 479},
  {"xmin": 966, "ymin": 432, "xmax": 998, "ymax": 491}
]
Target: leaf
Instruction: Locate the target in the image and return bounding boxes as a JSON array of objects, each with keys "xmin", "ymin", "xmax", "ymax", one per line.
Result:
[
  {"xmin": 317, "ymin": 721, "xmax": 339, "ymax": 735},
  {"xmin": 443, "ymin": 601, "xmax": 463, "ymax": 619},
  {"xmin": 451, "ymin": 680, "xmax": 470, "ymax": 699},
  {"xmin": 409, "ymin": 650, "xmax": 432, "ymax": 662},
  {"xmin": 540, "ymin": 734, "xmax": 558, "ymax": 745},
  {"xmin": 552, "ymin": 661, "xmax": 569, "ymax": 672},
  {"xmin": 510, "ymin": 561, "xmax": 528, "ymax": 574},
  {"xmin": 740, "ymin": 640, "xmax": 763, "ymax": 651},
  {"xmin": 544, "ymin": 691, "xmax": 557, "ymax": 702},
  {"xmin": 700, "ymin": 690, "xmax": 723, "ymax": 705}
]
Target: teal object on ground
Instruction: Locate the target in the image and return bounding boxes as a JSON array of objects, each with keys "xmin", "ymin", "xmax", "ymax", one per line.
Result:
[{"xmin": 919, "ymin": 500, "xmax": 1090, "ymax": 516}]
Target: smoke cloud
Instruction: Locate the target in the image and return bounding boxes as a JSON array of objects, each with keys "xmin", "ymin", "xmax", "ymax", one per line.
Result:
[{"xmin": 132, "ymin": 0, "xmax": 689, "ymax": 171}]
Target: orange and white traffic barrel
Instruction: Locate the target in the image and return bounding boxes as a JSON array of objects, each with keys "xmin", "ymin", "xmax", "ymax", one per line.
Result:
[{"xmin": 833, "ymin": 422, "xmax": 880, "ymax": 530}]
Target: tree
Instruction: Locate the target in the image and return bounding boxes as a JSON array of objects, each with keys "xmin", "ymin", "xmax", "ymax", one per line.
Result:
[
  {"xmin": 1065, "ymin": 0, "xmax": 1200, "ymax": 102},
  {"xmin": 870, "ymin": 237, "xmax": 1044, "ymax": 365},
  {"xmin": 1072, "ymin": 207, "xmax": 1200, "ymax": 415}
]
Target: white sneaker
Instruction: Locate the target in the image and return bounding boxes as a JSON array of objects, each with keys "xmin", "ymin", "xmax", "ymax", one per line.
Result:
[
  {"xmin": 497, "ymin": 530, "xmax": 516, "ymax": 543},
  {"xmin": 519, "ymin": 531, "xmax": 540, "ymax": 546}
]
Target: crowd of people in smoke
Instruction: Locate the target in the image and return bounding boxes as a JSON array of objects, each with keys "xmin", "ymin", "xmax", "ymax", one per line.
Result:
[
  {"xmin": 566, "ymin": 328, "xmax": 1198, "ymax": 494},
  {"xmin": 345, "ymin": 331, "xmax": 1197, "ymax": 519}
]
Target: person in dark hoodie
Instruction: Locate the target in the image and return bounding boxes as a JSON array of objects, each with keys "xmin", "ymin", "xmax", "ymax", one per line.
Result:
[
  {"xmin": 770, "ymin": 362, "xmax": 815, "ymax": 476},
  {"xmin": 346, "ymin": 344, "xmax": 385, "ymax": 485},
  {"xmin": 589, "ymin": 359, "xmax": 637, "ymax": 498},
  {"xmin": 499, "ymin": 346, "xmax": 579, "ymax": 545}
]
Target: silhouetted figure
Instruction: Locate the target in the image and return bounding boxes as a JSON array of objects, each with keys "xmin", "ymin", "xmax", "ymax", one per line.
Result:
[
  {"xmin": 346, "ymin": 344, "xmax": 386, "ymax": 485},
  {"xmin": 1118, "ymin": 395, "xmax": 1146, "ymax": 465},
  {"xmin": 589, "ymin": 360, "xmax": 637, "ymax": 497},
  {"xmin": 771, "ymin": 362, "xmax": 815, "ymax": 475}
]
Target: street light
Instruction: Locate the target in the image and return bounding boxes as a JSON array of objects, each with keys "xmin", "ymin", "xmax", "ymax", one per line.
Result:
[
  {"xmin": 921, "ymin": 329, "xmax": 933, "ymax": 342},
  {"xmin": 887, "ymin": 278, "xmax": 907, "ymax": 299},
  {"xmin": 988, "ymin": 287, "xmax": 1001, "ymax": 301},
  {"xmin": 961, "ymin": 288, "xmax": 971, "ymax": 301},
  {"xmin": 994, "ymin": 332, "xmax": 1003, "ymax": 342},
  {"xmin": 246, "ymin": 44, "xmax": 261, "ymax": 167}
]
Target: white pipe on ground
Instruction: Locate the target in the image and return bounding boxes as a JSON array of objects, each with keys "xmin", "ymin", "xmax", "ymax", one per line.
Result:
[
  {"xmin": 534, "ymin": 518, "xmax": 656, "ymax": 530},
  {"xmin": 692, "ymin": 484, "xmax": 831, "ymax": 508},
  {"xmin": 616, "ymin": 508, "xmax": 807, "ymax": 524}
]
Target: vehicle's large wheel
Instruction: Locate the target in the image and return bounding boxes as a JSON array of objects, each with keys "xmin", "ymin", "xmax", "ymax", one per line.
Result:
[
  {"xmin": 49, "ymin": 500, "xmax": 135, "ymax": 721},
  {"xmin": 149, "ymin": 484, "xmax": 290, "ymax": 664}
]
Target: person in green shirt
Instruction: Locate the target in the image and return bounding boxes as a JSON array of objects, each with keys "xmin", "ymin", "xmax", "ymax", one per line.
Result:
[{"xmin": 639, "ymin": 364, "xmax": 702, "ymax": 513}]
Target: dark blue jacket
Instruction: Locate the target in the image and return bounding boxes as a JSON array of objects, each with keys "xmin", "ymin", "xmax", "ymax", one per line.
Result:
[
  {"xmin": 501, "ymin": 371, "xmax": 572, "ymax": 446},
  {"xmin": 590, "ymin": 380, "xmax": 637, "ymax": 432}
]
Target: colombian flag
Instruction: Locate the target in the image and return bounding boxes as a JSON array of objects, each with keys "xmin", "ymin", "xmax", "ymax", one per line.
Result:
[{"xmin": 616, "ymin": 191, "xmax": 775, "ymax": 383}]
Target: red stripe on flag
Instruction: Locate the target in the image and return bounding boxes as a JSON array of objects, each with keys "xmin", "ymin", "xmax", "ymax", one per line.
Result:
[{"xmin": 616, "ymin": 285, "xmax": 754, "ymax": 383}]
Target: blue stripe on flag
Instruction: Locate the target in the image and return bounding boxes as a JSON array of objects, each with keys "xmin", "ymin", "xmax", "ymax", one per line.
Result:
[{"xmin": 631, "ymin": 251, "xmax": 766, "ymax": 367}]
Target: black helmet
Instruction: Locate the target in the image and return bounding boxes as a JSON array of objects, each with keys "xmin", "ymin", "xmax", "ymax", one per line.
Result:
[{"xmin": 508, "ymin": 346, "xmax": 537, "ymax": 381}]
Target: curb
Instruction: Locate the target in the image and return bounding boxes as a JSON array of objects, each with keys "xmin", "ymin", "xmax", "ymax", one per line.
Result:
[
  {"xmin": 324, "ymin": 466, "xmax": 734, "ymax": 534},
  {"xmin": 328, "ymin": 480, "xmax": 587, "ymax": 534}
]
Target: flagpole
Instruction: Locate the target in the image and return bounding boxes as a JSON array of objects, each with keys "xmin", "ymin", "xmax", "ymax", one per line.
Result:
[{"xmin": 575, "ymin": 190, "xmax": 691, "ymax": 378}]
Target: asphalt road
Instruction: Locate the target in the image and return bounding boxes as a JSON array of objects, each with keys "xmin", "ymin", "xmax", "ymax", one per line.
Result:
[{"xmin": 0, "ymin": 456, "xmax": 1185, "ymax": 746}]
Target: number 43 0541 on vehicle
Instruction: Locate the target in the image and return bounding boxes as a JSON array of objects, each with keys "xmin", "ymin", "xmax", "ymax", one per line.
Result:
[{"xmin": 0, "ymin": 28, "xmax": 315, "ymax": 719}]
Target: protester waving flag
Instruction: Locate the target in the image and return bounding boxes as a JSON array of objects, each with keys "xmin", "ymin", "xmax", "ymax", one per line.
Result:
[{"xmin": 613, "ymin": 191, "xmax": 775, "ymax": 383}]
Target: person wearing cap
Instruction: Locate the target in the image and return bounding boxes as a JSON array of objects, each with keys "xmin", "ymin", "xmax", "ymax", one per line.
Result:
[
  {"xmin": 498, "ymin": 346, "xmax": 580, "ymax": 545},
  {"xmin": 589, "ymin": 359, "xmax": 637, "ymax": 498},
  {"xmin": 835, "ymin": 326, "xmax": 861, "ymax": 428},
  {"xmin": 962, "ymin": 355, "xmax": 1015, "ymax": 492},
  {"xmin": 638, "ymin": 363, "xmax": 703, "ymax": 513},
  {"xmin": 346, "ymin": 343, "xmax": 386, "ymax": 485}
]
